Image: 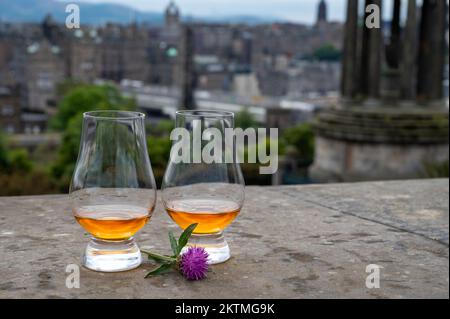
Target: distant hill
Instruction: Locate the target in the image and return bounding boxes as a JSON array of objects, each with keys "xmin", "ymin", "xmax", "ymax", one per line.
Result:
[
  {"xmin": 0, "ymin": 0, "xmax": 278, "ymax": 25},
  {"xmin": 0, "ymin": 0, "xmax": 163, "ymax": 25}
]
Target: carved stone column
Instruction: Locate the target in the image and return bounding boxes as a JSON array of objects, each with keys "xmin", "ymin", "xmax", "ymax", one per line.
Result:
[
  {"xmin": 401, "ymin": 0, "xmax": 417, "ymax": 101},
  {"xmin": 341, "ymin": 0, "xmax": 359, "ymax": 100},
  {"xmin": 417, "ymin": 0, "xmax": 447, "ymax": 102},
  {"xmin": 179, "ymin": 24, "xmax": 196, "ymax": 110},
  {"xmin": 360, "ymin": 0, "xmax": 382, "ymax": 100}
]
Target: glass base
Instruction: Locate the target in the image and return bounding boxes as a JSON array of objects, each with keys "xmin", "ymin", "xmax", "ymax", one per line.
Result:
[
  {"xmin": 184, "ymin": 232, "xmax": 230, "ymax": 265},
  {"xmin": 83, "ymin": 237, "xmax": 142, "ymax": 272}
]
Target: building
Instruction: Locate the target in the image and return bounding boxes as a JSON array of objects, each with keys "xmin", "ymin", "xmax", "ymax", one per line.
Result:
[
  {"xmin": 23, "ymin": 39, "xmax": 65, "ymax": 114},
  {"xmin": 165, "ymin": 1, "xmax": 180, "ymax": 29},
  {"xmin": 0, "ymin": 0, "xmax": 346, "ymax": 133},
  {"xmin": 67, "ymin": 28, "xmax": 99, "ymax": 83},
  {"xmin": 0, "ymin": 86, "xmax": 21, "ymax": 134},
  {"xmin": 148, "ymin": 1, "xmax": 182, "ymax": 86},
  {"xmin": 317, "ymin": 0, "xmax": 328, "ymax": 24}
]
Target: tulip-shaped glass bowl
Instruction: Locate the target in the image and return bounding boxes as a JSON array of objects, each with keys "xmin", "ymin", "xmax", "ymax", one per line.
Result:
[
  {"xmin": 161, "ymin": 110, "xmax": 245, "ymax": 264},
  {"xmin": 69, "ymin": 111, "xmax": 156, "ymax": 272}
]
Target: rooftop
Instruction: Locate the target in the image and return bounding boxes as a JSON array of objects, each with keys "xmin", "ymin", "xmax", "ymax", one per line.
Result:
[{"xmin": 0, "ymin": 179, "xmax": 448, "ymax": 298}]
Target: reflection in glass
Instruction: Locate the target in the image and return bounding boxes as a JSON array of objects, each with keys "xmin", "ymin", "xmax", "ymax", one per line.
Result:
[
  {"xmin": 162, "ymin": 110, "xmax": 245, "ymax": 264},
  {"xmin": 70, "ymin": 111, "xmax": 156, "ymax": 272}
]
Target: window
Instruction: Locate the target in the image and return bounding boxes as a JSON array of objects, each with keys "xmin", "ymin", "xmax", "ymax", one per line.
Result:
[
  {"xmin": 1, "ymin": 105, "xmax": 14, "ymax": 116},
  {"xmin": 6, "ymin": 124, "xmax": 15, "ymax": 134},
  {"xmin": 37, "ymin": 72, "xmax": 53, "ymax": 90}
]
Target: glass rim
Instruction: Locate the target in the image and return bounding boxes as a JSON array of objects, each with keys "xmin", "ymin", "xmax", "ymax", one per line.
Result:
[
  {"xmin": 176, "ymin": 109, "xmax": 234, "ymax": 119},
  {"xmin": 83, "ymin": 110, "xmax": 145, "ymax": 120}
]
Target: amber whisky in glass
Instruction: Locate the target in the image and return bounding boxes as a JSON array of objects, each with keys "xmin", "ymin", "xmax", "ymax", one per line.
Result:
[
  {"xmin": 162, "ymin": 110, "xmax": 245, "ymax": 264},
  {"xmin": 70, "ymin": 111, "xmax": 156, "ymax": 272}
]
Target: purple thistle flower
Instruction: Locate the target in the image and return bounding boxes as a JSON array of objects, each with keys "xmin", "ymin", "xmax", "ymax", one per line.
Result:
[{"xmin": 179, "ymin": 247, "xmax": 209, "ymax": 280}]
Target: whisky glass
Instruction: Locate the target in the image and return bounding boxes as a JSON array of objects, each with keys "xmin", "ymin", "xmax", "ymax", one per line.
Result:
[
  {"xmin": 162, "ymin": 110, "xmax": 245, "ymax": 264},
  {"xmin": 70, "ymin": 111, "xmax": 156, "ymax": 272}
]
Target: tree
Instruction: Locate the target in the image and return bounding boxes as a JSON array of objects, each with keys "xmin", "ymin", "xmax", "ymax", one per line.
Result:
[
  {"xmin": 0, "ymin": 133, "xmax": 41, "ymax": 196},
  {"xmin": 8, "ymin": 149, "xmax": 33, "ymax": 173},
  {"xmin": 235, "ymin": 109, "xmax": 258, "ymax": 129},
  {"xmin": 281, "ymin": 124, "xmax": 315, "ymax": 165},
  {"xmin": 52, "ymin": 113, "xmax": 83, "ymax": 180},
  {"xmin": 147, "ymin": 135, "xmax": 172, "ymax": 186},
  {"xmin": 0, "ymin": 133, "xmax": 8, "ymax": 172},
  {"xmin": 313, "ymin": 44, "xmax": 342, "ymax": 61},
  {"xmin": 51, "ymin": 84, "xmax": 136, "ymax": 182},
  {"xmin": 50, "ymin": 84, "xmax": 135, "ymax": 131},
  {"xmin": 0, "ymin": 133, "xmax": 33, "ymax": 174},
  {"xmin": 148, "ymin": 119, "xmax": 175, "ymax": 137}
]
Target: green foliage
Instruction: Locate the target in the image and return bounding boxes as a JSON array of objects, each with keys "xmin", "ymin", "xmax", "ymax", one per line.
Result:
[
  {"xmin": 51, "ymin": 84, "xmax": 136, "ymax": 182},
  {"xmin": 29, "ymin": 142, "xmax": 59, "ymax": 167},
  {"xmin": 142, "ymin": 223, "xmax": 200, "ymax": 279},
  {"xmin": 0, "ymin": 169, "xmax": 60, "ymax": 196},
  {"xmin": 7, "ymin": 149, "xmax": 33, "ymax": 173},
  {"xmin": 52, "ymin": 113, "xmax": 83, "ymax": 180},
  {"xmin": 281, "ymin": 123, "xmax": 315, "ymax": 165},
  {"xmin": 147, "ymin": 135, "xmax": 172, "ymax": 169},
  {"xmin": 240, "ymin": 163, "xmax": 272, "ymax": 185},
  {"xmin": 156, "ymin": 119, "xmax": 175, "ymax": 134},
  {"xmin": 145, "ymin": 119, "xmax": 177, "ymax": 185},
  {"xmin": 241, "ymin": 137, "xmax": 281, "ymax": 163},
  {"xmin": 148, "ymin": 119, "xmax": 175, "ymax": 136},
  {"xmin": 1, "ymin": 82, "xmax": 139, "ymax": 195},
  {"xmin": 421, "ymin": 160, "xmax": 449, "ymax": 178},
  {"xmin": 0, "ymin": 133, "xmax": 58, "ymax": 195},
  {"xmin": 0, "ymin": 133, "xmax": 9, "ymax": 172},
  {"xmin": 50, "ymin": 84, "xmax": 135, "ymax": 131},
  {"xmin": 1, "ymin": 85, "xmax": 319, "ymax": 193},
  {"xmin": 312, "ymin": 44, "xmax": 342, "ymax": 61},
  {"xmin": 0, "ymin": 133, "xmax": 33, "ymax": 174},
  {"xmin": 235, "ymin": 109, "xmax": 259, "ymax": 129},
  {"xmin": 238, "ymin": 137, "xmax": 279, "ymax": 185},
  {"xmin": 147, "ymin": 135, "xmax": 172, "ymax": 185}
]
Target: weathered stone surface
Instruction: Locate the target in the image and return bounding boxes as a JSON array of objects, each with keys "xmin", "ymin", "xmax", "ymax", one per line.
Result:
[
  {"xmin": 0, "ymin": 179, "xmax": 448, "ymax": 298},
  {"xmin": 311, "ymin": 107, "xmax": 449, "ymax": 182}
]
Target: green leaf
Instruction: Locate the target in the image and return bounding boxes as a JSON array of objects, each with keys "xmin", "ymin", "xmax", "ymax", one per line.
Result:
[
  {"xmin": 144, "ymin": 263, "xmax": 174, "ymax": 278},
  {"xmin": 141, "ymin": 249, "xmax": 176, "ymax": 263},
  {"xmin": 168, "ymin": 231, "xmax": 179, "ymax": 256},
  {"xmin": 177, "ymin": 223, "xmax": 198, "ymax": 253}
]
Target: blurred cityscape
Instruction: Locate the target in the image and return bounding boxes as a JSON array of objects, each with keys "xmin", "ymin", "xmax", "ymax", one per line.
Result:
[{"xmin": 0, "ymin": 0, "xmax": 448, "ymax": 195}]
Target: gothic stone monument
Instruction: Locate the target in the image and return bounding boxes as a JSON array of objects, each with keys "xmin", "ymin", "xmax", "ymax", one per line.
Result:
[{"xmin": 311, "ymin": 0, "xmax": 449, "ymax": 182}]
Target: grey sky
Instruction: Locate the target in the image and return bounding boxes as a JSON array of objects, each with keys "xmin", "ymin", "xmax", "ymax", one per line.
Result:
[
  {"xmin": 65, "ymin": 0, "xmax": 348, "ymax": 24},
  {"xmin": 63, "ymin": 0, "xmax": 399, "ymax": 24}
]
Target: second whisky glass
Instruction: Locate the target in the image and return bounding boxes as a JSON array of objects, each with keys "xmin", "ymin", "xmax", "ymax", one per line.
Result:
[{"xmin": 162, "ymin": 110, "xmax": 245, "ymax": 264}]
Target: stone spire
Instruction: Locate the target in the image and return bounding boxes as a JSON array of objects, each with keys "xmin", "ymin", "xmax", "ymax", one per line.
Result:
[
  {"xmin": 317, "ymin": 0, "xmax": 328, "ymax": 24},
  {"xmin": 165, "ymin": 1, "xmax": 180, "ymax": 27}
]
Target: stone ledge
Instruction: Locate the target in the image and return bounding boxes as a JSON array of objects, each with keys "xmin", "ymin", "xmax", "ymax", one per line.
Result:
[
  {"xmin": 314, "ymin": 107, "xmax": 449, "ymax": 144},
  {"xmin": 0, "ymin": 179, "xmax": 448, "ymax": 298}
]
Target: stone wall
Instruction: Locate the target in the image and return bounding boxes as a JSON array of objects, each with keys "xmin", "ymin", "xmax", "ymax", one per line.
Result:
[{"xmin": 311, "ymin": 136, "xmax": 449, "ymax": 182}]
